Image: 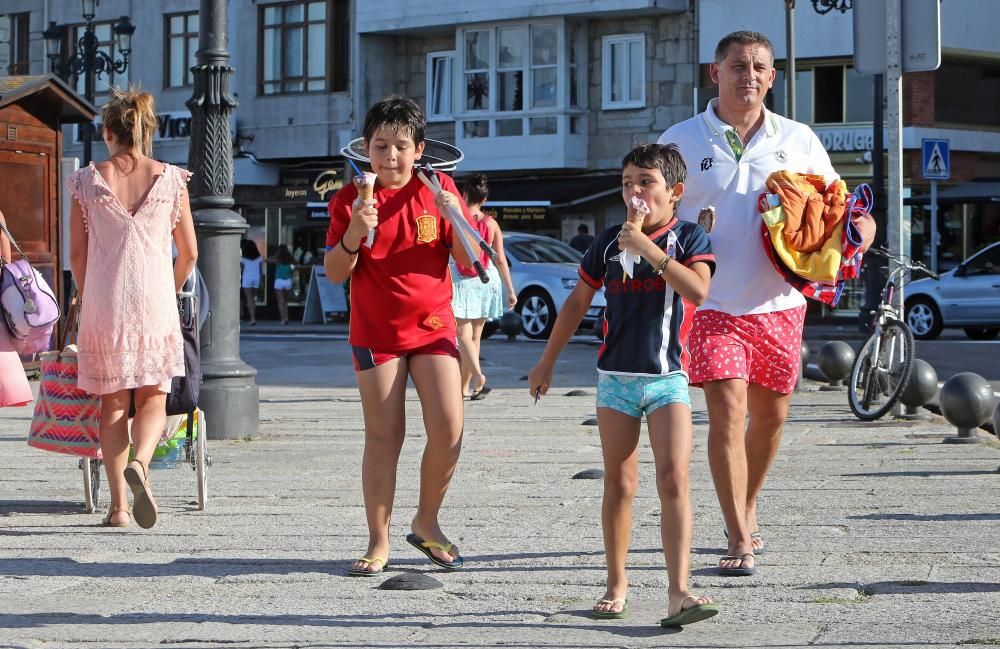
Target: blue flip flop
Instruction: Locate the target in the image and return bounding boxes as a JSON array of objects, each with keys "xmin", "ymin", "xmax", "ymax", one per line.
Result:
[{"xmin": 405, "ymin": 533, "xmax": 464, "ymax": 570}]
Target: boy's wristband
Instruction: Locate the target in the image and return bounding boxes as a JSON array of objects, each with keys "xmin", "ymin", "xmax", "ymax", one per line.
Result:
[
  {"xmin": 654, "ymin": 255, "xmax": 670, "ymax": 276},
  {"xmin": 340, "ymin": 237, "xmax": 360, "ymax": 256}
]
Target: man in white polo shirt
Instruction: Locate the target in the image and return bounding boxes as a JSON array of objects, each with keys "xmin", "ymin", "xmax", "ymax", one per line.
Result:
[{"xmin": 658, "ymin": 31, "xmax": 836, "ymax": 577}]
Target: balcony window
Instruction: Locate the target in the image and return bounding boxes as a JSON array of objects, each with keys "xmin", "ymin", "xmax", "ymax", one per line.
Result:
[
  {"xmin": 426, "ymin": 51, "xmax": 454, "ymax": 121},
  {"xmin": 771, "ymin": 64, "xmax": 874, "ymax": 124},
  {"xmin": 259, "ymin": 1, "xmax": 348, "ymax": 95},
  {"xmin": 936, "ymin": 60, "xmax": 1000, "ymax": 127},
  {"xmin": 602, "ymin": 34, "xmax": 645, "ymax": 110},
  {"xmin": 456, "ymin": 19, "xmax": 584, "ymax": 140},
  {"xmin": 0, "ymin": 13, "xmax": 30, "ymax": 76},
  {"xmin": 165, "ymin": 12, "xmax": 198, "ymax": 88}
]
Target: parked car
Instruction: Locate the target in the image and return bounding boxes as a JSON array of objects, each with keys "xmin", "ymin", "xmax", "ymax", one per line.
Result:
[
  {"xmin": 482, "ymin": 232, "xmax": 605, "ymax": 340},
  {"xmin": 904, "ymin": 241, "xmax": 1000, "ymax": 340}
]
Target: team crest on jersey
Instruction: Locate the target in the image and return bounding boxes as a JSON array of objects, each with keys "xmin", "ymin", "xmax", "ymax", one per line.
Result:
[
  {"xmin": 666, "ymin": 231, "xmax": 678, "ymax": 258},
  {"xmin": 424, "ymin": 315, "xmax": 446, "ymax": 330},
  {"xmin": 775, "ymin": 149, "xmax": 788, "ymax": 163},
  {"xmin": 415, "ymin": 212, "xmax": 438, "ymax": 243}
]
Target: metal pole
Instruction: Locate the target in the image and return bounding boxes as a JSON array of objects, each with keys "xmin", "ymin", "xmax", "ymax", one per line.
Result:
[
  {"xmin": 82, "ymin": 24, "xmax": 96, "ymax": 165},
  {"xmin": 186, "ymin": 0, "xmax": 259, "ymax": 440},
  {"xmin": 886, "ymin": 0, "xmax": 905, "ymax": 417},
  {"xmin": 930, "ymin": 180, "xmax": 938, "ymax": 274},
  {"xmin": 785, "ymin": 0, "xmax": 796, "ymax": 120}
]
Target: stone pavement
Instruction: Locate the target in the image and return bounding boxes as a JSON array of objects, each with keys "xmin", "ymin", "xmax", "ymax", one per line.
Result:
[{"xmin": 1, "ymin": 336, "xmax": 999, "ymax": 649}]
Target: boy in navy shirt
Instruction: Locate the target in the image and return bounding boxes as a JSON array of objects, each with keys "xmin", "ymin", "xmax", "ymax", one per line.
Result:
[{"xmin": 528, "ymin": 143, "xmax": 718, "ymax": 627}]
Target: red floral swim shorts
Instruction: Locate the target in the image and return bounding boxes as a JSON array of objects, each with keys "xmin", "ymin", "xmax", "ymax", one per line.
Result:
[{"xmin": 688, "ymin": 305, "xmax": 807, "ymax": 395}]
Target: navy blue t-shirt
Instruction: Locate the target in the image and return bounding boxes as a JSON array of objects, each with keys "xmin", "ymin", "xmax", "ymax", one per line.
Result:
[{"xmin": 579, "ymin": 218, "xmax": 715, "ymax": 376}]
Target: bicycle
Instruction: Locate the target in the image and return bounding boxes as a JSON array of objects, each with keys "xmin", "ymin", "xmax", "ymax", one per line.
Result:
[{"xmin": 848, "ymin": 247, "xmax": 939, "ymax": 420}]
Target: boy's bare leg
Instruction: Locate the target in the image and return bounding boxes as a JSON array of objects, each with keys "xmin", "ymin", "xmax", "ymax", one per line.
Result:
[
  {"xmin": 647, "ymin": 403, "xmax": 713, "ymax": 614},
  {"xmin": 703, "ymin": 378, "xmax": 755, "ymax": 572},
  {"xmin": 594, "ymin": 407, "xmax": 641, "ymax": 615},
  {"xmin": 353, "ymin": 357, "xmax": 409, "ymax": 573},
  {"xmin": 455, "ymin": 319, "xmax": 476, "ymax": 396},
  {"xmin": 98, "ymin": 390, "xmax": 132, "ymax": 526},
  {"xmin": 743, "ymin": 383, "xmax": 791, "ymax": 552},
  {"xmin": 408, "ymin": 353, "xmax": 465, "ymax": 563}
]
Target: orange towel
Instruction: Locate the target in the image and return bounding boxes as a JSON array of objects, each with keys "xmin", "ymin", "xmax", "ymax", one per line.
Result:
[{"xmin": 765, "ymin": 171, "xmax": 848, "ymax": 253}]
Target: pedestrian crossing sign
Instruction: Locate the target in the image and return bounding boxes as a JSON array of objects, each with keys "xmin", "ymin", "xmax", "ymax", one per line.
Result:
[{"xmin": 922, "ymin": 139, "xmax": 950, "ymax": 180}]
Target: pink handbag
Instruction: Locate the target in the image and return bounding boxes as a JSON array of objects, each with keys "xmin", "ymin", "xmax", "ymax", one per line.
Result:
[{"xmin": 27, "ymin": 298, "xmax": 102, "ymax": 458}]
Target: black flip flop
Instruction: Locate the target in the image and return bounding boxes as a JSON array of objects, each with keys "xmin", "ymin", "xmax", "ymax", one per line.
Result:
[
  {"xmin": 717, "ymin": 552, "xmax": 755, "ymax": 577},
  {"xmin": 469, "ymin": 386, "xmax": 492, "ymax": 401},
  {"xmin": 405, "ymin": 533, "xmax": 464, "ymax": 570}
]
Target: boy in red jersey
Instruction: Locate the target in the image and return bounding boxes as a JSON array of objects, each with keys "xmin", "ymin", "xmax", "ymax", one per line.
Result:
[{"xmin": 325, "ymin": 96, "xmax": 477, "ymax": 576}]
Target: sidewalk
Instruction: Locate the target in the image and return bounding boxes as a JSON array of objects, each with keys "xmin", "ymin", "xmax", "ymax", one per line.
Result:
[{"xmin": 1, "ymin": 337, "xmax": 998, "ymax": 648}]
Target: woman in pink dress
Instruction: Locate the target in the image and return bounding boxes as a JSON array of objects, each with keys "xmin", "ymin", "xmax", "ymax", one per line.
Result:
[
  {"xmin": 67, "ymin": 88, "xmax": 198, "ymax": 529},
  {"xmin": 0, "ymin": 209, "xmax": 34, "ymax": 408}
]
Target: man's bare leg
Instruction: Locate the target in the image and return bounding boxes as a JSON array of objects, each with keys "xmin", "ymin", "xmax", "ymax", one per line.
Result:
[
  {"xmin": 703, "ymin": 378, "xmax": 754, "ymax": 571},
  {"xmin": 743, "ymin": 383, "xmax": 792, "ymax": 552}
]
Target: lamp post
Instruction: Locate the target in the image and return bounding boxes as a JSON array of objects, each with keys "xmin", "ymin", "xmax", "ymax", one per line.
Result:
[
  {"xmin": 43, "ymin": 0, "xmax": 135, "ymax": 165},
  {"xmin": 186, "ymin": 0, "xmax": 259, "ymax": 440}
]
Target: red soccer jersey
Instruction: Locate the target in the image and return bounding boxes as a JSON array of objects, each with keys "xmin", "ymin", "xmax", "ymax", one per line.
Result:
[{"xmin": 326, "ymin": 171, "xmax": 471, "ymax": 351}]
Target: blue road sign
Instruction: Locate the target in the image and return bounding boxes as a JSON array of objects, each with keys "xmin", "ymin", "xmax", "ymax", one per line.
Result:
[{"xmin": 922, "ymin": 139, "xmax": 950, "ymax": 180}]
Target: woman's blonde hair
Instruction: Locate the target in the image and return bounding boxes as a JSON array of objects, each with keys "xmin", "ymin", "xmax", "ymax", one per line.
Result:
[{"xmin": 101, "ymin": 86, "xmax": 157, "ymax": 157}]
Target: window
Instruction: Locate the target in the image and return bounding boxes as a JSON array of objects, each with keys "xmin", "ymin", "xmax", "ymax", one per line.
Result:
[
  {"xmin": 71, "ymin": 22, "xmax": 129, "ymax": 99},
  {"xmin": 0, "ymin": 13, "xmax": 30, "ymax": 75},
  {"xmin": 456, "ymin": 20, "xmax": 584, "ymax": 139},
  {"xmin": 770, "ymin": 64, "xmax": 873, "ymax": 124},
  {"xmin": 936, "ymin": 60, "xmax": 1000, "ymax": 127},
  {"xmin": 165, "ymin": 12, "xmax": 199, "ymax": 88},
  {"xmin": 427, "ymin": 51, "xmax": 454, "ymax": 122},
  {"xmin": 259, "ymin": 1, "xmax": 337, "ymax": 95},
  {"xmin": 602, "ymin": 34, "xmax": 645, "ymax": 110}
]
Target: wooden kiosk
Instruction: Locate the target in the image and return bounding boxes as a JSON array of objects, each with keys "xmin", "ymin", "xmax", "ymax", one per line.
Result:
[{"xmin": 0, "ymin": 74, "xmax": 96, "ymax": 334}]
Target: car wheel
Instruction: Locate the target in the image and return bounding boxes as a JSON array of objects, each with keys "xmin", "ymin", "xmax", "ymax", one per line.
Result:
[
  {"xmin": 963, "ymin": 327, "xmax": 999, "ymax": 341},
  {"xmin": 905, "ymin": 297, "xmax": 942, "ymax": 340},
  {"xmin": 481, "ymin": 320, "xmax": 498, "ymax": 340},
  {"xmin": 517, "ymin": 289, "xmax": 556, "ymax": 340}
]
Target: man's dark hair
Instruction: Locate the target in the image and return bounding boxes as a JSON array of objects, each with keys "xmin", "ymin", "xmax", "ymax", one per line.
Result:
[
  {"xmin": 621, "ymin": 143, "xmax": 686, "ymax": 187},
  {"xmin": 714, "ymin": 30, "xmax": 775, "ymax": 64},
  {"xmin": 363, "ymin": 95, "xmax": 426, "ymax": 144},
  {"xmin": 577, "ymin": 224, "xmax": 589, "ymax": 234}
]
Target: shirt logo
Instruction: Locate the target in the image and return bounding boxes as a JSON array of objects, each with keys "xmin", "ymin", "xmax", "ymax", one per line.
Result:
[
  {"xmin": 425, "ymin": 315, "xmax": 446, "ymax": 330},
  {"xmin": 775, "ymin": 149, "xmax": 788, "ymax": 163},
  {"xmin": 700, "ymin": 157, "xmax": 714, "ymax": 171},
  {"xmin": 415, "ymin": 212, "xmax": 438, "ymax": 243}
]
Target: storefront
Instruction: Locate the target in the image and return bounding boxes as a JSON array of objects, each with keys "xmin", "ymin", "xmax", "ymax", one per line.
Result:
[
  {"xmin": 906, "ymin": 182, "xmax": 1000, "ymax": 270},
  {"xmin": 234, "ymin": 163, "xmax": 344, "ymax": 320}
]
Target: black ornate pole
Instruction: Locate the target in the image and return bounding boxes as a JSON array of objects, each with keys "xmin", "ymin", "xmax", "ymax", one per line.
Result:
[
  {"xmin": 82, "ymin": 26, "xmax": 96, "ymax": 165},
  {"xmin": 186, "ymin": 0, "xmax": 259, "ymax": 439}
]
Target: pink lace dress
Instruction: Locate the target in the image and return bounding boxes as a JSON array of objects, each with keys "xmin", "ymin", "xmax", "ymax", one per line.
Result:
[{"xmin": 66, "ymin": 163, "xmax": 191, "ymax": 395}]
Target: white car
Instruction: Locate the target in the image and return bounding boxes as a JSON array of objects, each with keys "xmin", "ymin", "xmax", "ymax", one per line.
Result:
[
  {"xmin": 485, "ymin": 232, "xmax": 606, "ymax": 339},
  {"xmin": 904, "ymin": 241, "xmax": 1000, "ymax": 340}
]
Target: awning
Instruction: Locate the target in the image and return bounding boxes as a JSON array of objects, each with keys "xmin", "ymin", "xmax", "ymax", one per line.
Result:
[
  {"xmin": 0, "ymin": 74, "xmax": 96, "ymax": 123},
  {"xmin": 905, "ymin": 181, "xmax": 1000, "ymax": 205},
  {"xmin": 480, "ymin": 173, "xmax": 621, "ymax": 210}
]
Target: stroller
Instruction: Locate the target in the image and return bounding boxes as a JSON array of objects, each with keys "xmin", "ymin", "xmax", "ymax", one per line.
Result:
[{"xmin": 80, "ymin": 266, "xmax": 212, "ymax": 512}]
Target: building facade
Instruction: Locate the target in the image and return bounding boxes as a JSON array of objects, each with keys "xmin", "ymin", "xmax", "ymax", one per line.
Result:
[{"xmin": 3, "ymin": 0, "xmax": 997, "ymax": 320}]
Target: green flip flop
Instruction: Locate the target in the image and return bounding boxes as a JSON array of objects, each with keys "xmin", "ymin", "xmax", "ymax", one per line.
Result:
[{"xmin": 660, "ymin": 598, "xmax": 720, "ymax": 627}]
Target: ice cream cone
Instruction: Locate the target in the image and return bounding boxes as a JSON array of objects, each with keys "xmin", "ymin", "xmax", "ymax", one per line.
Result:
[
  {"xmin": 698, "ymin": 205, "xmax": 716, "ymax": 233},
  {"xmin": 354, "ymin": 171, "xmax": 376, "ymax": 203}
]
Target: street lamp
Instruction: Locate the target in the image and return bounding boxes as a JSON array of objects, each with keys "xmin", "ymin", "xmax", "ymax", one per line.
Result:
[{"xmin": 43, "ymin": 1, "xmax": 135, "ymax": 165}]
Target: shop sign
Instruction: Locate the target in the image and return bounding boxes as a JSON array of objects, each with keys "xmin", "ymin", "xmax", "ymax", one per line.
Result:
[
  {"xmin": 491, "ymin": 205, "xmax": 549, "ymax": 223},
  {"xmin": 75, "ymin": 111, "xmax": 197, "ymax": 143},
  {"xmin": 280, "ymin": 168, "xmax": 343, "ymax": 202},
  {"xmin": 813, "ymin": 126, "xmax": 874, "ymax": 152}
]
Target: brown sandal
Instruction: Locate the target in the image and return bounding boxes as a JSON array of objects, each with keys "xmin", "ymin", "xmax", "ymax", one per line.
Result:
[
  {"xmin": 101, "ymin": 506, "xmax": 132, "ymax": 528},
  {"xmin": 124, "ymin": 459, "xmax": 158, "ymax": 529}
]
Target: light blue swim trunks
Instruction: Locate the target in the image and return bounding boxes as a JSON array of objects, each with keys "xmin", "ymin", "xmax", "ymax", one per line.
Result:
[{"xmin": 596, "ymin": 373, "xmax": 691, "ymax": 418}]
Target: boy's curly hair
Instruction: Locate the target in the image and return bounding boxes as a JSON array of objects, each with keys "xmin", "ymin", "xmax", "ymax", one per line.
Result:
[
  {"xmin": 363, "ymin": 96, "xmax": 426, "ymax": 145},
  {"xmin": 621, "ymin": 143, "xmax": 687, "ymax": 187}
]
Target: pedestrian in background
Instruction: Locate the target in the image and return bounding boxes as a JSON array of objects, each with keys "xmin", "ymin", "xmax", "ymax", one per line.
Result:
[
  {"xmin": 240, "ymin": 239, "xmax": 263, "ymax": 325},
  {"xmin": 451, "ymin": 174, "xmax": 516, "ymax": 399},
  {"xmin": 67, "ymin": 87, "xmax": 198, "ymax": 529},
  {"xmin": 529, "ymin": 143, "xmax": 718, "ymax": 627},
  {"xmin": 324, "ymin": 96, "xmax": 481, "ymax": 576},
  {"xmin": 269, "ymin": 244, "xmax": 294, "ymax": 325},
  {"xmin": 569, "ymin": 223, "xmax": 595, "ymax": 254},
  {"xmin": 658, "ymin": 31, "xmax": 837, "ymax": 576}
]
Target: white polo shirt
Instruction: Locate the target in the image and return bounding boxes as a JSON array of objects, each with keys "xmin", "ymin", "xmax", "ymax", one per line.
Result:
[{"xmin": 658, "ymin": 99, "xmax": 837, "ymax": 315}]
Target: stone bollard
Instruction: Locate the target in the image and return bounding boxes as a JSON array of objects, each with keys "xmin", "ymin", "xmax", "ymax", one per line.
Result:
[
  {"xmin": 940, "ymin": 372, "xmax": 993, "ymax": 444},
  {"xmin": 499, "ymin": 310, "xmax": 522, "ymax": 342},
  {"xmin": 898, "ymin": 359, "xmax": 938, "ymax": 420},
  {"xmin": 993, "ymin": 400, "xmax": 1000, "ymax": 440},
  {"xmin": 817, "ymin": 341, "xmax": 855, "ymax": 391},
  {"xmin": 796, "ymin": 340, "xmax": 810, "ymax": 392}
]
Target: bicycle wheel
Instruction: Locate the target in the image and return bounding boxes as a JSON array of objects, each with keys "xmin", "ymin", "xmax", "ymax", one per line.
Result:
[
  {"xmin": 81, "ymin": 457, "xmax": 101, "ymax": 513},
  {"xmin": 848, "ymin": 319, "xmax": 915, "ymax": 420}
]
